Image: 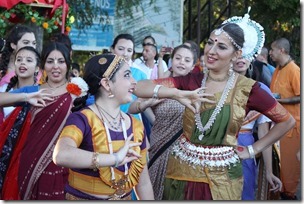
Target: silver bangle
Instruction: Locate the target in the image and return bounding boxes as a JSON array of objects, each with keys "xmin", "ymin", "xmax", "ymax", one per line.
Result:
[
  {"xmin": 24, "ymin": 93, "xmax": 28, "ymax": 103},
  {"xmin": 247, "ymin": 145, "xmax": 257, "ymax": 165},
  {"xmin": 152, "ymin": 85, "xmax": 163, "ymax": 99},
  {"xmin": 113, "ymin": 153, "xmax": 119, "ymax": 167}
]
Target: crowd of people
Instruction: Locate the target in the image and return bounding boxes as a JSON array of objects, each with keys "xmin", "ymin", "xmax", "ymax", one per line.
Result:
[{"xmin": 0, "ymin": 6, "xmax": 300, "ymax": 201}]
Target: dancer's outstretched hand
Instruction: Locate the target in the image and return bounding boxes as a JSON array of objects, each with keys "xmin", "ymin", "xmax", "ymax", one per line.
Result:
[
  {"xmin": 27, "ymin": 89, "xmax": 53, "ymax": 107},
  {"xmin": 115, "ymin": 134, "xmax": 142, "ymax": 166},
  {"xmin": 174, "ymin": 87, "xmax": 215, "ymax": 113}
]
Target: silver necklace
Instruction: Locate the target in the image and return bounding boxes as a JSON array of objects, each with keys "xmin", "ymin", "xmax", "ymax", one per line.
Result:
[
  {"xmin": 96, "ymin": 104, "xmax": 122, "ymax": 130},
  {"xmin": 195, "ymin": 69, "xmax": 236, "ymax": 140},
  {"xmin": 102, "ymin": 112, "xmax": 129, "ymax": 197},
  {"xmin": 208, "ymin": 73, "xmax": 229, "ymax": 82},
  {"xmin": 46, "ymin": 81, "xmax": 67, "ymax": 89}
]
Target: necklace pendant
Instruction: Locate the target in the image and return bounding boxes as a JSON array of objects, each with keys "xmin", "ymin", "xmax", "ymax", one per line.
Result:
[
  {"xmin": 111, "ymin": 176, "xmax": 127, "ymax": 198},
  {"xmin": 117, "ymin": 178, "xmax": 126, "ymax": 186},
  {"xmin": 114, "ymin": 125, "xmax": 120, "ymax": 130},
  {"xmin": 110, "ymin": 190, "xmax": 126, "ymax": 200},
  {"xmin": 109, "ymin": 194, "xmax": 120, "ymax": 200},
  {"xmin": 198, "ymin": 133, "xmax": 205, "ymax": 141},
  {"xmin": 114, "ymin": 188, "xmax": 125, "ymax": 196}
]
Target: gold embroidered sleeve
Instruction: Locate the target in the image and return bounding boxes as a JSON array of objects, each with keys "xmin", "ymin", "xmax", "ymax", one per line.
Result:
[
  {"xmin": 264, "ymin": 102, "xmax": 291, "ymax": 123},
  {"xmin": 59, "ymin": 125, "xmax": 83, "ymax": 147},
  {"xmin": 152, "ymin": 78, "xmax": 176, "ymax": 88}
]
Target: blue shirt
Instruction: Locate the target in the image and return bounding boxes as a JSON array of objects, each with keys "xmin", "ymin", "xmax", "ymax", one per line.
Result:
[
  {"xmin": 10, "ymin": 85, "xmax": 39, "ymax": 94},
  {"xmin": 11, "ymin": 85, "xmax": 39, "ymax": 107},
  {"xmin": 266, "ymin": 64, "xmax": 275, "ymax": 76}
]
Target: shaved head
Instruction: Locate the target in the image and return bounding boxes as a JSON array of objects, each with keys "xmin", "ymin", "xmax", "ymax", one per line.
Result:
[{"xmin": 272, "ymin": 38, "xmax": 290, "ymax": 54}]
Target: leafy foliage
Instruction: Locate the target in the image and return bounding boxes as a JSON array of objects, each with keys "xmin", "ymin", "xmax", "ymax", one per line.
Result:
[
  {"xmin": 183, "ymin": 0, "xmax": 300, "ymax": 65},
  {"xmin": 67, "ymin": 0, "xmax": 109, "ymax": 31},
  {"xmin": 68, "ymin": 0, "xmax": 156, "ymax": 31},
  {"xmin": 0, "ymin": 3, "xmax": 74, "ymax": 37},
  {"xmin": 249, "ymin": 0, "xmax": 300, "ymax": 63}
]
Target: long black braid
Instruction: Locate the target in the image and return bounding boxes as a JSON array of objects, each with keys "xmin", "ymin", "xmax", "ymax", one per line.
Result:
[{"xmin": 5, "ymin": 75, "xmax": 18, "ymax": 92}]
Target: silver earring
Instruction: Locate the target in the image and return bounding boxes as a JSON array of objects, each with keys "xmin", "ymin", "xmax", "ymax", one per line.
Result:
[{"xmin": 108, "ymin": 89, "xmax": 114, "ymax": 98}]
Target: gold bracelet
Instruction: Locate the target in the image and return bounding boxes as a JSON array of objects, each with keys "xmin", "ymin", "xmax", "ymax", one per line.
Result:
[{"xmin": 92, "ymin": 152, "xmax": 100, "ymax": 171}]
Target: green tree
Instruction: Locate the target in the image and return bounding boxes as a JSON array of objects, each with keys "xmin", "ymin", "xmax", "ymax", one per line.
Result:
[
  {"xmin": 183, "ymin": 0, "xmax": 300, "ymax": 64},
  {"xmin": 249, "ymin": 0, "xmax": 300, "ymax": 64},
  {"xmin": 68, "ymin": 0, "xmax": 156, "ymax": 31}
]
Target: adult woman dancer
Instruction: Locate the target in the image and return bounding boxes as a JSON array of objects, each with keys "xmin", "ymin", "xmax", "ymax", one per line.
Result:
[
  {"xmin": 53, "ymin": 54, "xmax": 154, "ymax": 200},
  {"xmin": 133, "ymin": 22, "xmax": 295, "ymax": 200}
]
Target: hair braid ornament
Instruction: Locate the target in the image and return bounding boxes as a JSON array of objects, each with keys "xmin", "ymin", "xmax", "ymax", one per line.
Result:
[{"xmin": 223, "ymin": 7, "xmax": 265, "ymax": 61}]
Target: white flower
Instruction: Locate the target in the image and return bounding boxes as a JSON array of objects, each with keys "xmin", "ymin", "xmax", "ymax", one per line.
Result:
[{"xmin": 67, "ymin": 77, "xmax": 89, "ymax": 98}]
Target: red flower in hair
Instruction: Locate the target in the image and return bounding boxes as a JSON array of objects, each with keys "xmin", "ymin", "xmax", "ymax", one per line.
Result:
[{"xmin": 66, "ymin": 83, "xmax": 81, "ymax": 96}]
